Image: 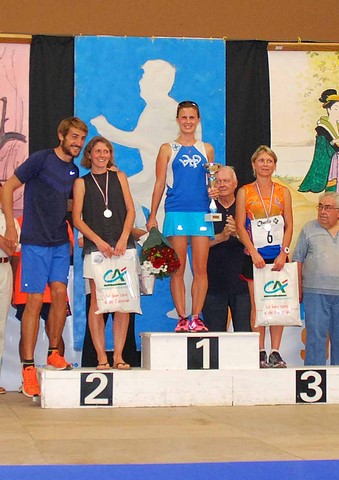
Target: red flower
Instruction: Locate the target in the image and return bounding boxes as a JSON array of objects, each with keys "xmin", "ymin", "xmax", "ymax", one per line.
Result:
[{"xmin": 141, "ymin": 243, "xmax": 180, "ymax": 279}]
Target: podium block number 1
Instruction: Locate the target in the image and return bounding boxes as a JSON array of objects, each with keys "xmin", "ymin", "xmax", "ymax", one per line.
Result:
[{"xmin": 187, "ymin": 337, "xmax": 219, "ymax": 370}]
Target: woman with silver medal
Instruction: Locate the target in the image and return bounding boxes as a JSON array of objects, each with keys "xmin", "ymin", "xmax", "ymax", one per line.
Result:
[
  {"xmin": 236, "ymin": 145, "xmax": 293, "ymax": 368},
  {"xmin": 73, "ymin": 136, "xmax": 135, "ymax": 370}
]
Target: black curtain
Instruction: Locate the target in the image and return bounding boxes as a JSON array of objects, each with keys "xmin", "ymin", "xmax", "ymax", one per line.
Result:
[
  {"xmin": 226, "ymin": 41, "xmax": 270, "ymax": 188},
  {"xmin": 29, "ymin": 35, "xmax": 74, "ymax": 154}
]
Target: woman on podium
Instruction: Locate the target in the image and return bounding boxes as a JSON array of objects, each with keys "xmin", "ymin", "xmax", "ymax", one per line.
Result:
[
  {"xmin": 236, "ymin": 145, "xmax": 293, "ymax": 368},
  {"xmin": 73, "ymin": 136, "xmax": 135, "ymax": 370},
  {"xmin": 147, "ymin": 100, "xmax": 216, "ymax": 333}
]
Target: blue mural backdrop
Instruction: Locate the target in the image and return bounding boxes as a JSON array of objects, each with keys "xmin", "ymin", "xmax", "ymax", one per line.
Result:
[{"xmin": 74, "ymin": 36, "xmax": 226, "ymax": 350}]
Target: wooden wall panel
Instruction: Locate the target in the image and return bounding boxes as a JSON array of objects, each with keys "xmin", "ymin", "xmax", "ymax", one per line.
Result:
[{"xmin": 0, "ymin": 0, "xmax": 338, "ymax": 42}]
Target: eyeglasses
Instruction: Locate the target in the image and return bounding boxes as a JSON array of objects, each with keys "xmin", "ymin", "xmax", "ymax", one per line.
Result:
[{"xmin": 316, "ymin": 204, "xmax": 339, "ymax": 211}]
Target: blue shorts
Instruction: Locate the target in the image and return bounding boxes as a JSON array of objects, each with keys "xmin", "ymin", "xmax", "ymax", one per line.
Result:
[
  {"xmin": 21, "ymin": 244, "xmax": 70, "ymax": 293},
  {"xmin": 163, "ymin": 212, "xmax": 214, "ymax": 238}
]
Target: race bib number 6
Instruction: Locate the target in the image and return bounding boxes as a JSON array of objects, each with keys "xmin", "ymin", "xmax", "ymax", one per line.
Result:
[{"xmin": 251, "ymin": 215, "xmax": 284, "ymax": 249}]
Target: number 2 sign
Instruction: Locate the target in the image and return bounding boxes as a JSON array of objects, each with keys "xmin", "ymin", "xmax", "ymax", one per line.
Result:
[{"xmin": 80, "ymin": 372, "xmax": 113, "ymax": 406}]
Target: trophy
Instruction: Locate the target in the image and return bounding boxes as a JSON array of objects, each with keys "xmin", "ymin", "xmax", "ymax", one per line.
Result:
[{"xmin": 203, "ymin": 162, "xmax": 222, "ymax": 222}]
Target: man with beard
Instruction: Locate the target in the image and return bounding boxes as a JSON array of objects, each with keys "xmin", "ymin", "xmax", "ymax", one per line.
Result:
[{"xmin": 2, "ymin": 117, "xmax": 88, "ymax": 397}]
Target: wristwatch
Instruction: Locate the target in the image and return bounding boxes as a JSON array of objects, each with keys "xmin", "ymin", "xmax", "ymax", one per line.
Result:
[{"xmin": 283, "ymin": 246, "xmax": 290, "ymax": 254}]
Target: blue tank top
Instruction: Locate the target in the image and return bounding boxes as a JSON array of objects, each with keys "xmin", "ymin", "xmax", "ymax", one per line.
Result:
[{"xmin": 164, "ymin": 141, "xmax": 210, "ymax": 212}]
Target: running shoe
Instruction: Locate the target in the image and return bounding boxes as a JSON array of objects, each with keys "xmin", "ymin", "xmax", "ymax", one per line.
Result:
[
  {"xmin": 260, "ymin": 350, "xmax": 269, "ymax": 368},
  {"xmin": 269, "ymin": 351, "xmax": 287, "ymax": 368},
  {"xmin": 21, "ymin": 366, "xmax": 41, "ymax": 397},
  {"xmin": 174, "ymin": 317, "xmax": 190, "ymax": 333},
  {"xmin": 189, "ymin": 318, "xmax": 208, "ymax": 333},
  {"xmin": 47, "ymin": 351, "xmax": 73, "ymax": 370}
]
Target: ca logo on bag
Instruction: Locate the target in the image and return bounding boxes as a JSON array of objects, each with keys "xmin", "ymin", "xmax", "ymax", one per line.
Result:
[
  {"xmin": 103, "ymin": 267, "xmax": 127, "ymax": 286},
  {"xmin": 264, "ymin": 278, "xmax": 288, "ymax": 297}
]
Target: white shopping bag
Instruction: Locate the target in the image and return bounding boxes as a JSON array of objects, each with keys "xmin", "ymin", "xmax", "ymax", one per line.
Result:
[
  {"xmin": 253, "ymin": 262, "xmax": 301, "ymax": 327},
  {"xmin": 91, "ymin": 249, "xmax": 142, "ymax": 314}
]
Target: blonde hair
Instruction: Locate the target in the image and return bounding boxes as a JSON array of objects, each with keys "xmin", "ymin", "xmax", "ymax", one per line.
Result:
[
  {"xmin": 251, "ymin": 145, "xmax": 277, "ymax": 177},
  {"xmin": 251, "ymin": 145, "xmax": 277, "ymax": 164}
]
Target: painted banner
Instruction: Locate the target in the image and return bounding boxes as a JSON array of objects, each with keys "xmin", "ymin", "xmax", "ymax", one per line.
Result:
[
  {"xmin": 0, "ymin": 43, "xmax": 29, "ymax": 213},
  {"xmin": 269, "ymin": 49, "xmax": 339, "ymax": 365},
  {"xmin": 74, "ymin": 36, "xmax": 226, "ymax": 349}
]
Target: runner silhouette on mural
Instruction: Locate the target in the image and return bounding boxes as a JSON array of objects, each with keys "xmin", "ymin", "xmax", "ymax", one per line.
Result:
[
  {"xmin": 91, "ymin": 59, "xmax": 201, "ymax": 220},
  {"xmin": 299, "ymin": 89, "xmax": 339, "ymax": 193}
]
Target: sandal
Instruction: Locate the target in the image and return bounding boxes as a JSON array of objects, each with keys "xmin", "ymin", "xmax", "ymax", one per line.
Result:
[
  {"xmin": 96, "ymin": 362, "xmax": 110, "ymax": 370},
  {"xmin": 113, "ymin": 362, "xmax": 130, "ymax": 370}
]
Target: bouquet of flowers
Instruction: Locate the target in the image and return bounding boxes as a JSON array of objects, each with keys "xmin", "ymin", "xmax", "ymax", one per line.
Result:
[{"xmin": 140, "ymin": 227, "xmax": 181, "ymax": 280}]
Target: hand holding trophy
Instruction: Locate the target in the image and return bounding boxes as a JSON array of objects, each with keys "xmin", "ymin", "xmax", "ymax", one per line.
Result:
[{"xmin": 203, "ymin": 162, "xmax": 222, "ymax": 222}]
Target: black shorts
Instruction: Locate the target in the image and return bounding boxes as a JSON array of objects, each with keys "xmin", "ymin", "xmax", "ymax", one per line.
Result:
[
  {"xmin": 15, "ymin": 303, "xmax": 51, "ymax": 322},
  {"xmin": 240, "ymin": 254, "xmax": 275, "ymax": 281}
]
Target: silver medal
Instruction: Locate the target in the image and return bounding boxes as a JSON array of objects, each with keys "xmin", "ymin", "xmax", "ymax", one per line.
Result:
[{"xmin": 104, "ymin": 209, "xmax": 112, "ymax": 218}]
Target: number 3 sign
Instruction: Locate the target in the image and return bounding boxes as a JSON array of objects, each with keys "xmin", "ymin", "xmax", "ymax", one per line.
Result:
[{"xmin": 296, "ymin": 370, "xmax": 327, "ymax": 403}]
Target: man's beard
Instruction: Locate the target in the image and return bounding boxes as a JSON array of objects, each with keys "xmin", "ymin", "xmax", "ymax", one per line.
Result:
[{"xmin": 60, "ymin": 139, "xmax": 80, "ymax": 158}]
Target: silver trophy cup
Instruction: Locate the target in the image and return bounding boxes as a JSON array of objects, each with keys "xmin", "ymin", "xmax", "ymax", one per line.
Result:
[{"xmin": 203, "ymin": 162, "xmax": 222, "ymax": 222}]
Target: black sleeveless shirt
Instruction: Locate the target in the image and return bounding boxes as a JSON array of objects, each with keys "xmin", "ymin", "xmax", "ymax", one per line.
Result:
[{"xmin": 82, "ymin": 170, "xmax": 134, "ymax": 254}]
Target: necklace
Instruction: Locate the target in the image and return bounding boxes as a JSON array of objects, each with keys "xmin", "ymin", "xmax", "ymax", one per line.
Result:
[
  {"xmin": 90, "ymin": 171, "xmax": 112, "ymax": 218},
  {"xmin": 255, "ymin": 182, "xmax": 274, "ymax": 231}
]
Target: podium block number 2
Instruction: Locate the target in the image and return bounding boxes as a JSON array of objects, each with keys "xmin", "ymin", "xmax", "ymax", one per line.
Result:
[
  {"xmin": 80, "ymin": 372, "xmax": 113, "ymax": 406},
  {"xmin": 187, "ymin": 337, "xmax": 219, "ymax": 370}
]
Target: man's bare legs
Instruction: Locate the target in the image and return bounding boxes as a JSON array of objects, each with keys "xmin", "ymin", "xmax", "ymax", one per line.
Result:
[
  {"xmin": 48, "ymin": 281, "xmax": 67, "ymax": 349},
  {"xmin": 20, "ymin": 293, "xmax": 43, "ymax": 362}
]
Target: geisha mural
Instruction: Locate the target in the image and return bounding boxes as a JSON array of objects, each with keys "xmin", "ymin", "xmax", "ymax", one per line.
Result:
[
  {"xmin": 269, "ymin": 49, "xmax": 339, "ymax": 366},
  {"xmin": 269, "ymin": 50, "xmax": 339, "ymax": 231},
  {"xmin": 299, "ymin": 88, "xmax": 339, "ymax": 193}
]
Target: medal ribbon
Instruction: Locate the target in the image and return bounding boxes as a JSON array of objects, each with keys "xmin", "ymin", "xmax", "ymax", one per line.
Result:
[
  {"xmin": 91, "ymin": 171, "xmax": 109, "ymax": 211},
  {"xmin": 255, "ymin": 182, "xmax": 274, "ymax": 221}
]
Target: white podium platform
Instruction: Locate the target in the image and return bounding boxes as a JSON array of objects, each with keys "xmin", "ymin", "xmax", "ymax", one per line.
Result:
[
  {"xmin": 38, "ymin": 332, "xmax": 339, "ymax": 408},
  {"xmin": 141, "ymin": 332, "xmax": 259, "ymax": 370}
]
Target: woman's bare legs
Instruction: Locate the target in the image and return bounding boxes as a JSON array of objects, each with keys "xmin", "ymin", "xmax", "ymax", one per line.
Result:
[
  {"xmin": 88, "ymin": 279, "xmax": 108, "ymax": 366},
  {"xmin": 113, "ymin": 312, "xmax": 130, "ymax": 368},
  {"xmin": 270, "ymin": 325, "xmax": 284, "ymax": 351},
  {"xmin": 247, "ymin": 279, "xmax": 285, "ymax": 366},
  {"xmin": 168, "ymin": 236, "xmax": 188, "ymax": 317}
]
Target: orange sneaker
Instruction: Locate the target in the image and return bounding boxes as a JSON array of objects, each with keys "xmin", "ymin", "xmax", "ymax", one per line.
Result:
[
  {"xmin": 47, "ymin": 351, "xmax": 73, "ymax": 371},
  {"xmin": 21, "ymin": 366, "xmax": 41, "ymax": 397}
]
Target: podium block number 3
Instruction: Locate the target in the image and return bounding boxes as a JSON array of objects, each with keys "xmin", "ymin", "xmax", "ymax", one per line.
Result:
[
  {"xmin": 187, "ymin": 337, "xmax": 219, "ymax": 370},
  {"xmin": 296, "ymin": 370, "xmax": 326, "ymax": 403},
  {"xmin": 80, "ymin": 372, "xmax": 113, "ymax": 406}
]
